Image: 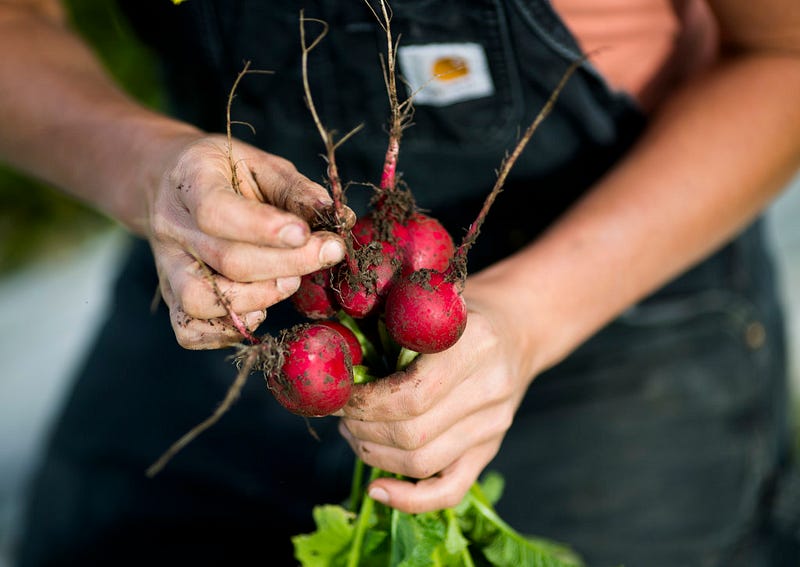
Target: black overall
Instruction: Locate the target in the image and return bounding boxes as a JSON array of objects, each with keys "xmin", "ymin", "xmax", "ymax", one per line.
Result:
[{"xmin": 16, "ymin": 1, "xmax": 797, "ymax": 566}]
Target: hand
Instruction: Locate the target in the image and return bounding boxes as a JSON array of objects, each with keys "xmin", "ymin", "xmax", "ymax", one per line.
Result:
[
  {"xmin": 338, "ymin": 278, "xmax": 537, "ymax": 514},
  {"xmin": 147, "ymin": 134, "xmax": 351, "ymax": 349}
]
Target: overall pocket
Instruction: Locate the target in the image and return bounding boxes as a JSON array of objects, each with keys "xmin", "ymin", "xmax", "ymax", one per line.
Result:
[{"xmin": 324, "ymin": 0, "xmax": 525, "ymax": 151}]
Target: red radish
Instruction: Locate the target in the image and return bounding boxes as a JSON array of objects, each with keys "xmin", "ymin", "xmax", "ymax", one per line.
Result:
[
  {"xmin": 316, "ymin": 319, "xmax": 364, "ymax": 365},
  {"xmin": 335, "ymin": 242, "xmax": 400, "ymax": 318},
  {"xmin": 335, "ymin": 213, "xmax": 404, "ymax": 319},
  {"xmin": 397, "ymin": 212, "xmax": 454, "ymax": 274},
  {"xmin": 384, "ymin": 269, "xmax": 466, "ymax": 354},
  {"xmin": 292, "ymin": 269, "xmax": 337, "ymax": 320},
  {"xmin": 266, "ymin": 323, "xmax": 354, "ymax": 417}
]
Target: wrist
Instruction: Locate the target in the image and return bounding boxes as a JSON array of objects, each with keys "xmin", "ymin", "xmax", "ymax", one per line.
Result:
[{"xmin": 104, "ymin": 112, "xmax": 205, "ymax": 234}]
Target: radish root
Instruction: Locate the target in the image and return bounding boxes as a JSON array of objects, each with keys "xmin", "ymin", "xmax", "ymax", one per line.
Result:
[
  {"xmin": 145, "ymin": 347, "xmax": 258, "ymax": 478},
  {"xmin": 300, "ymin": 11, "xmax": 363, "ymax": 236},
  {"xmin": 225, "ymin": 61, "xmax": 273, "ymax": 197},
  {"xmin": 451, "ymin": 56, "xmax": 586, "ymax": 277}
]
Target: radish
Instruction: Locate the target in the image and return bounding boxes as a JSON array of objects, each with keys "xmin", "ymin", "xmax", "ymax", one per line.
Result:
[
  {"xmin": 146, "ymin": 318, "xmax": 355, "ymax": 476},
  {"xmin": 335, "ymin": 244, "xmax": 399, "ymax": 318},
  {"xmin": 397, "ymin": 212, "xmax": 454, "ymax": 274},
  {"xmin": 316, "ymin": 319, "xmax": 364, "ymax": 365},
  {"xmin": 265, "ymin": 323, "xmax": 354, "ymax": 417},
  {"xmin": 293, "ymin": 269, "xmax": 337, "ymax": 320},
  {"xmin": 383, "ymin": 268, "xmax": 466, "ymax": 354},
  {"xmin": 333, "ymin": 212, "xmax": 406, "ymax": 318}
]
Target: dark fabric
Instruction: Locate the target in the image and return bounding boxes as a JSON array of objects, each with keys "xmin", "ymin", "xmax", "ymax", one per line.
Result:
[
  {"xmin": 116, "ymin": 0, "xmax": 645, "ymax": 219},
  {"xmin": 492, "ymin": 221, "xmax": 797, "ymax": 566},
  {"xmin": 15, "ymin": 1, "xmax": 797, "ymax": 566}
]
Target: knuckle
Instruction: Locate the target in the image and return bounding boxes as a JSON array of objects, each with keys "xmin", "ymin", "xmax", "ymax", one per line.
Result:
[
  {"xmin": 216, "ymin": 247, "xmax": 248, "ymax": 281},
  {"xmin": 175, "ymin": 333, "xmax": 202, "ymax": 350},
  {"xmin": 402, "ymin": 392, "xmax": 430, "ymax": 419},
  {"xmin": 180, "ymin": 279, "xmax": 212, "ymax": 318},
  {"xmin": 404, "ymin": 450, "xmax": 436, "ymax": 480},
  {"xmin": 470, "ymin": 315, "xmax": 500, "ymax": 351},
  {"xmin": 391, "ymin": 423, "xmax": 423, "ymax": 452},
  {"xmin": 440, "ymin": 485, "xmax": 468, "ymax": 510},
  {"xmin": 173, "ymin": 324, "xmax": 202, "ymax": 350},
  {"xmin": 268, "ymin": 154, "xmax": 298, "ymax": 175},
  {"xmin": 485, "ymin": 373, "xmax": 513, "ymax": 405},
  {"xmin": 149, "ymin": 210, "xmax": 173, "ymax": 241},
  {"xmin": 165, "ymin": 159, "xmax": 186, "ymax": 187},
  {"xmin": 169, "ymin": 304, "xmax": 219, "ymax": 350},
  {"xmin": 194, "ymin": 197, "xmax": 221, "ymax": 234},
  {"xmin": 170, "ymin": 307, "xmax": 200, "ymax": 348},
  {"xmin": 493, "ymin": 406, "xmax": 515, "ymax": 437}
]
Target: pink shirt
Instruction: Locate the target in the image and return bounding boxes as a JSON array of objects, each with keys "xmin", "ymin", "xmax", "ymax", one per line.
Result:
[{"xmin": 551, "ymin": 0, "xmax": 719, "ymax": 112}]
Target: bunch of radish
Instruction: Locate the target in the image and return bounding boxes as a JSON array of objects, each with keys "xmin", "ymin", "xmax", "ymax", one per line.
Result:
[
  {"xmin": 147, "ymin": 0, "xmax": 578, "ymax": 478},
  {"xmin": 150, "ymin": 2, "xmax": 587, "ymax": 564}
]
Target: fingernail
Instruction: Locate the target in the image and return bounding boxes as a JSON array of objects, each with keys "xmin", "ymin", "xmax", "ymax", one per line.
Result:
[
  {"xmin": 342, "ymin": 206, "xmax": 357, "ymax": 229},
  {"xmin": 277, "ymin": 276, "xmax": 301, "ymax": 295},
  {"xmin": 244, "ymin": 310, "xmax": 265, "ymax": 326},
  {"xmin": 319, "ymin": 240, "xmax": 345, "ymax": 265},
  {"xmin": 368, "ymin": 486, "xmax": 390, "ymax": 505},
  {"xmin": 279, "ymin": 223, "xmax": 307, "ymax": 247}
]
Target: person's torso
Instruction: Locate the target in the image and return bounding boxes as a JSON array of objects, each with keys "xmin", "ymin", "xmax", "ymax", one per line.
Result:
[{"xmin": 119, "ymin": 0, "xmax": 650, "ymax": 241}]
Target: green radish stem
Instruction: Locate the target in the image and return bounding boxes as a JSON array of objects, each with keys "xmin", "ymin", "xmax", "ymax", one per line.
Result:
[
  {"xmin": 445, "ymin": 507, "xmax": 476, "ymax": 566},
  {"xmin": 349, "ymin": 457, "xmax": 366, "ymax": 513},
  {"xmin": 396, "ymin": 347, "xmax": 419, "ymax": 371},
  {"xmin": 346, "ymin": 465, "xmax": 384, "ymax": 567}
]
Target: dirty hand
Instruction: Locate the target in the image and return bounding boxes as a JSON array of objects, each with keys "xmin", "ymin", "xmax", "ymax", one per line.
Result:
[
  {"xmin": 338, "ymin": 276, "xmax": 537, "ymax": 514},
  {"xmin": 147, "ymin": 134, "xmax": 350, "ymax": 349}
]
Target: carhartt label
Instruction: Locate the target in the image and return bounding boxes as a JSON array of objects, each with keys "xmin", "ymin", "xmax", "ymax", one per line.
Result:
[{"xmin": 398, "ymin": 43, "xmax": 495, "ymax": 106}]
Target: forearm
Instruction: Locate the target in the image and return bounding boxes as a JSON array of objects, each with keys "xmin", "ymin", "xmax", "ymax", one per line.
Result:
[
  {"xmin": 0, "ymin": 2, "xmax": 201, "ymax": 233},
  {"xmin": 469, "ymin": 50, "xmax": 800, "ymax": 378}
]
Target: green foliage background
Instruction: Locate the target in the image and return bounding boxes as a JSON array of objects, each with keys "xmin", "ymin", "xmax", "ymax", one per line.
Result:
[{"xmin": 0, "ymin": 0, "xmax": 163, "ymax": 274}]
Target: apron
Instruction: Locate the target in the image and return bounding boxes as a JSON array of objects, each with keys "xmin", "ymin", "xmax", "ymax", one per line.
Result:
[{"xmin": 16, "ymin": 2, "xmax": 796, "ymax": 565}]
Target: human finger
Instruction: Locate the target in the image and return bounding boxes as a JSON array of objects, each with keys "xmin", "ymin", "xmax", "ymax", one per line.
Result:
[
  {"xmin": 342, "ymin": 326, "xmax": 492, "ymax": 422},
  {"xmin": 157, "ymin": 265, "xmax": 266, "ymax": 349},
  {"xmin": 155, "ymin": 215, "xmax": 345, "ymax": 283},
  {"xmin": 364, "ymin": 442, "xmax": 501, "ymax": 514},
  {"xmin": 339, "ymin": 402, "xmax": 512, "ymax": 481},
  {"xmin": 339, "ymin": 362, "xmax": 514, "ymax": 450},
  {"xmin": 161, "ymin": 249, "xmax": 301, "ymax": 319},
  {"xmin": 182, "ymin": 183, "xmax": 329, "ymax": 249}
]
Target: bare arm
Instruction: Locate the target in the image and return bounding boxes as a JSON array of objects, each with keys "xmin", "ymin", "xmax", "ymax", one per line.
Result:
[
  {"xmin": 0, "ymin": 0, "xmax": 196, "ymax": 229},
  {"xmin": 477, "ymin": 0, "xmax": 800, "ymax": 378},
  {"xmin": 340, "ymin": 0, "xmax": 800, "ymax": 513},
  {"xmin": 0, "ymin": 0, "xmax": 348, "ymax": 348}
]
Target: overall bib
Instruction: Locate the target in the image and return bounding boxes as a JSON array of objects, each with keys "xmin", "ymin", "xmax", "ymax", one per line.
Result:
[{"xmin": 17, "ymin": 1, "xmax": 796, "ymax": 566}]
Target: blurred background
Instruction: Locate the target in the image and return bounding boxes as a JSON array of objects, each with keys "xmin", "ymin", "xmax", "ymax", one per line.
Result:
[
  {"xmin": 1, "ymin": 2, "xmax": 799, "ymax": 566},
  {"xmin": 0, "ymin": 2, "xmax": 162, "ymax": 564}
]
